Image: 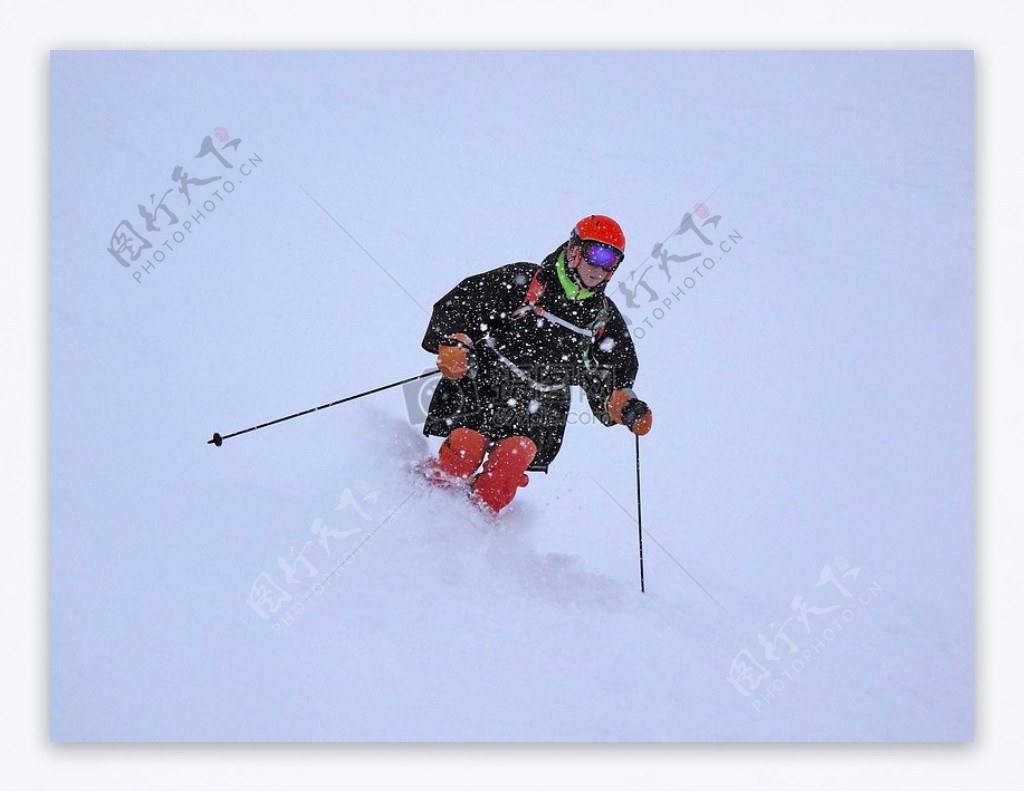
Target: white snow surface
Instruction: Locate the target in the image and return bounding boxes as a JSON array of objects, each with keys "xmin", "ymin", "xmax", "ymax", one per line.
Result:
[{"xmin": 50, "ymin": 51, "xmax": 972, "ymax": 741}]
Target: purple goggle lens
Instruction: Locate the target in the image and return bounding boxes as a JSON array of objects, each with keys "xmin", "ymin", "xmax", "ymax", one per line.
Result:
[{"xmin": 581, "ymin": 240, "xmax": 623, "ymax": 269}]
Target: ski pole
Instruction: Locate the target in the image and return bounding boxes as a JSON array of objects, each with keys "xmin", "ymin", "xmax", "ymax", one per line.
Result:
[
  {"xmin": 207, "ymin": 368, "xmax": 440, "ymax": 447},
  {"xmin": 635, "ymin": 433, "xmax": 645, "ymax": 593}
]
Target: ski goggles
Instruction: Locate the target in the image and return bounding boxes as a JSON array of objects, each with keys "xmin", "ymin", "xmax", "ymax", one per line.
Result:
[{"xmin": 572, "ymin": 235, "xmax": 624, "ymax": 270}]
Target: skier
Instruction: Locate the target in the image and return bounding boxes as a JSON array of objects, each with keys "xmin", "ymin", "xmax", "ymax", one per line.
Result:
[{"xmin": 420, "ymin": 215, "xmax": 653, "ymax": 513}]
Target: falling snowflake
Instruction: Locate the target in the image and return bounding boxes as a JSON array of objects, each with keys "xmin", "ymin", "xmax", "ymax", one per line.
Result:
[{"xmin": 599, "ymin": 337, "xmax": 615, "ymax": 352}]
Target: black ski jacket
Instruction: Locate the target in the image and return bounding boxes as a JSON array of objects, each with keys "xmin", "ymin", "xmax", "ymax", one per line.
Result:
[{"xmin": 421, "ymin": 243, "xmax": 639, "ymax": 471}]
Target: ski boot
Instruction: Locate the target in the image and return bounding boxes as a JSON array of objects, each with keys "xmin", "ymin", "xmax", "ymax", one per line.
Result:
[
  {"xmin": 472, "ymin": 435, "xmax": 537, "ymax": 513},
  {"xmin": 425, "ymin": 427, "xmax": 489, "ymax": 487}
]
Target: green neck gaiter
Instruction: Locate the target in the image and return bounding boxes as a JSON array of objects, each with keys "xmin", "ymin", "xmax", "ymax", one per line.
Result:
[{"xmin": 555, "ymin": 249, "xmax": 596, "ymax": 301}]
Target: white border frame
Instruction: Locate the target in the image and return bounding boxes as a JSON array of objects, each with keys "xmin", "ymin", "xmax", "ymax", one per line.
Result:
[{"xmin": 8, "ymin": 0, "xmax": 1018, "ymax": 788}]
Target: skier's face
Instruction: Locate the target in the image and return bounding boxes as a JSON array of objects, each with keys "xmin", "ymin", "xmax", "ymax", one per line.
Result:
[{"xmin": 568, "ymin": 243, "xmax": 613, "ymax": 288}]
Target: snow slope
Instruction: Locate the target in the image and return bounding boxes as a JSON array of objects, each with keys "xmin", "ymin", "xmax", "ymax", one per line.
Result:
[{"xmin": 50, "ymin": 50, "xmax": 973, "ymax": 741}]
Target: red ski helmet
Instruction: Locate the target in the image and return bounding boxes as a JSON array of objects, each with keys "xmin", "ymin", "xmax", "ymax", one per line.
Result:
[{"xmin": 571, "ymin": 215, "xmax": 625, "ymax": 255}]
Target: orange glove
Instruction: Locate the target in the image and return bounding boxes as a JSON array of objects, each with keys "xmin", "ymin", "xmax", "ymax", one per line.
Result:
[
  {"xmin": 608, "ymin": 388, "xmax": 653, "ymax": 436},
  {"xmin": 437, "ymin": 333, "xmax": 475, "ymax": 380}
]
